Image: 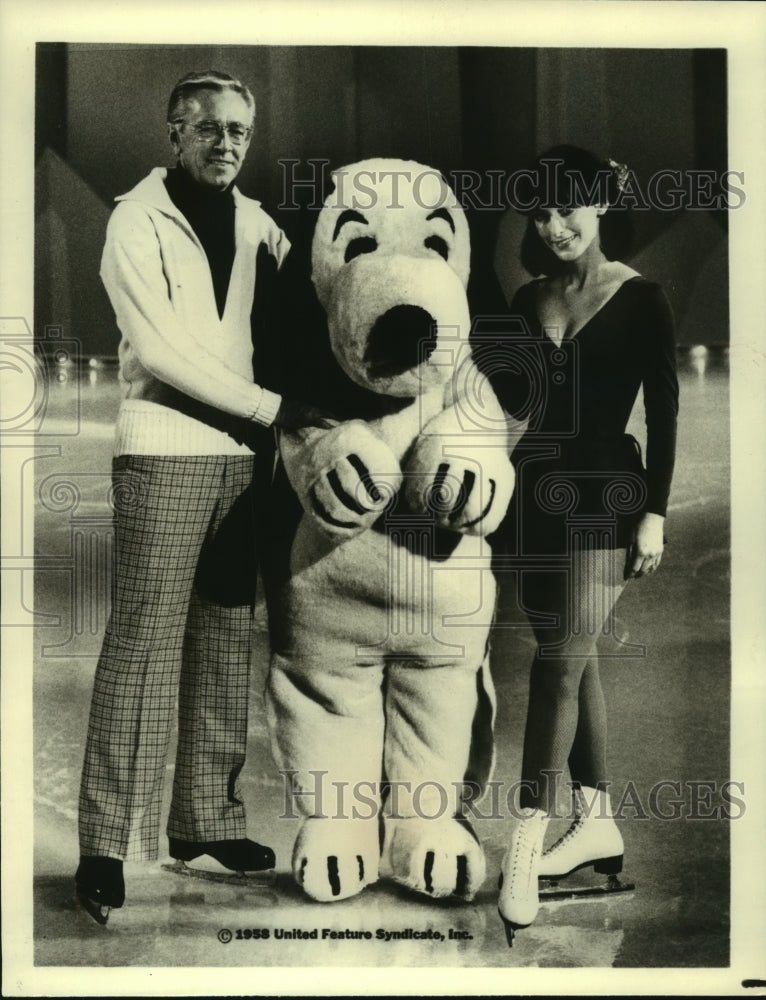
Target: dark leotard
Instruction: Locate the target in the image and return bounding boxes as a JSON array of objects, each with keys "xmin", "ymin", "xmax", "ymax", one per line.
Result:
[{"xmin": 484, "ymin": 275, "xmax": 678, "ymax": 556}]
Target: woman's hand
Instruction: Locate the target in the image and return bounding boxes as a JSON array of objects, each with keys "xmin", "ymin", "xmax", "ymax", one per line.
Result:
[{"xmin": 626, "ymin": 512, "xmax": 665, "ymax": 579}]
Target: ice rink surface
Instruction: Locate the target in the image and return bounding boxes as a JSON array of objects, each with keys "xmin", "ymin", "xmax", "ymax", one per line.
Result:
[{"xmin": 30, "ymin": 351, "xmax": 731, "ymax": 969}]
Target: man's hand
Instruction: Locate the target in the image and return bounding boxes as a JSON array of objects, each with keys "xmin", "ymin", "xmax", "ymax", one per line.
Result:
[
  {"xmin": 626, "ymin": 512, "xmax": 665, "ymax": 579},
  {"xmin": 273, "ymin": 397, "xmax": 335, "ymax": 430}
]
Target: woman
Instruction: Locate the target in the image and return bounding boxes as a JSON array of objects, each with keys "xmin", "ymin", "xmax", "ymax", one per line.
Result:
[{"xmin": 494, "ymin": 146, "xmax": 679, "ymax": 943}]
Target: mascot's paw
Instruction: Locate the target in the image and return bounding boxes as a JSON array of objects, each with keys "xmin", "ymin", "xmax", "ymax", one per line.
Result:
[
  {"xmin": 404, "ymin": 443, "xmax": 515, "ymax": 536},
  {"xmin": 304, "ymin": 422, "xmax": 402, "ymax": 538},
  {"xmin": 292, "ymin": 817, "xmax": 380, "ymax": 902},
  {"xmin": 382, "ymin": 817, "xmax": 486, "ymax": 900}
]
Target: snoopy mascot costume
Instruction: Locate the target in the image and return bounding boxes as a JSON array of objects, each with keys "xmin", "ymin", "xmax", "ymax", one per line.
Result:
[{"xmin": 263, "ymin": 159, "xmax": 515, "ymax": 904}]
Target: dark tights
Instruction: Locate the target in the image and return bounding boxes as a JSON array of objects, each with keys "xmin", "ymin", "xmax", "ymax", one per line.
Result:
[{"xmin": 518, "ymin": 547, "xmax": 626, "ymax": 812}]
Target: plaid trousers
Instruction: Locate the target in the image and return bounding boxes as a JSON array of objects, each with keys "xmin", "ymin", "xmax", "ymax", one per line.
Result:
[{"xmin": 78, "ymin": 454, "xmax": 259, "ymax": 860}]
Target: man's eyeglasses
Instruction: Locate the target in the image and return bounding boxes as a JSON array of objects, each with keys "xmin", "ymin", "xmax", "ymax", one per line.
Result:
[{"xmin": 174, "ymin": 120, "xmax": 253, "ymax": 146}]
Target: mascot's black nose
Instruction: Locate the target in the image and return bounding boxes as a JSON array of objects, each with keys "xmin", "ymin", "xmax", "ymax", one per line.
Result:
[{"xmin": 364, "ymin": 305, "xmax": 438, "ymax": 378}]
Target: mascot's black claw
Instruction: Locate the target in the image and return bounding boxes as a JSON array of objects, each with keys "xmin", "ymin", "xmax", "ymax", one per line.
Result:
[
  {"xmin": 447, "ymin": 470, "xmax": 476, "ymax": 521},
  {"xmin": 346, "ymin": 454, "xmax": 382, "ymax": 503},
  {"xmin": 423, "ymin": 851, "xmax": 436, "ymax": 893},
  {"xmin": 309, "ymin": 486, "xmax": 360, "ymax": 529},
  {"xmin": 461, "ymin": 478, "xmax": 497, "ymax": 529},
  {"xmin": 455, "ymin": 854, "xmax": 469, "ymax": 896},
  {"xmin": 327, "ymin": 469, "xmax": 370, "ymax": 515},
  {"xmin": 326, "ymin": 856, "xmax": 342, "ymax": 896}
]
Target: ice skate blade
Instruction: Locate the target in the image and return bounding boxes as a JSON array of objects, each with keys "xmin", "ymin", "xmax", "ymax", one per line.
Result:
[
  {"xmin": 497, "ymin": 909, "xmax": 526, "ymax": 949},
  {"xmin": 538, "ymin": 854, "xmax": 623, "ymax": 881},
  {"xmin": 76, "ymin": 890, "xmax": 112, "ymax": 926},
  {"xmin": 162, "ymin": 859, "xmax": 276, "ymax": 887},
  {"xmin": 539, "ymin": 873, "xmax": 635, "ymax": 902}
]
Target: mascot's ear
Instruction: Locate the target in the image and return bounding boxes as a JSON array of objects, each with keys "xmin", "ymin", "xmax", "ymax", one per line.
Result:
[
  {"xmin": 269, "ymin": 195, "xmax": 419, "ymax": 424},
  {"xmin": 270, "ymin": 232, "xmax": 329, "ymax": 403},
  {"xmin": 266, "ymin": 201, "xmax": 359, "ymax": 416},
  {"xmin": 462, "ymin": 203, "xmax": 517, "ymax": 409},
  {"xmin": 273, "ymin": 243, "xmax": 405, "ymax": 423}
]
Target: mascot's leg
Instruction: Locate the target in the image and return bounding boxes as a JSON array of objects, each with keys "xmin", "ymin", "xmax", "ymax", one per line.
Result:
[
  {"xmin": 266, "ymin": 650, "xmax": 385, "ymax": 902},
  {"xmin": 381, "ymin": 648, "xmax": 495, "ymax": 901}
]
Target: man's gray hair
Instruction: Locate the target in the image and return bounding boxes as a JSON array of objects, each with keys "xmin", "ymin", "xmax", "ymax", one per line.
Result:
[{"xmin": 167, "ymin": 70, "xmax": 255, "ymax": 123}]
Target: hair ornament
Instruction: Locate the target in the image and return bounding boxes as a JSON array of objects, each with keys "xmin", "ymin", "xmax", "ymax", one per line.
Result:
[{"xmin": 606, "ymin": 157, "xmax": 629, "ymax": 193}]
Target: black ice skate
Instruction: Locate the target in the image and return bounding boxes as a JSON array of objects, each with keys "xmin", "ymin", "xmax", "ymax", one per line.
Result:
[
  {"xmin": 162, "ymin": 837, "xmax": 276, "ymax": 885},
  {"xmin": 74, "ymin": 856, "xmax": 125, "ymax": 926}
]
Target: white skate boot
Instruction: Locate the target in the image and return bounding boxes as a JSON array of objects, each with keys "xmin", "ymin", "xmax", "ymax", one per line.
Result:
[
  {"xmin": 497, "ymin": 807, "xmax": 548, "ymax": 947},
  {"xmin": 538, "ymin": 785, "xmax": 634, "ymax": 899}
]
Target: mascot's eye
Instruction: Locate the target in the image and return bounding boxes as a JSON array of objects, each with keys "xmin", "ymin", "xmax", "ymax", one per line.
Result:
[
  {"xmin": 344, "ymin": 237, "xmax": 378, "ymax": 263},
  {"xmin": 425, "ymin": 235, "xmax": 449, "ymax": 260}
]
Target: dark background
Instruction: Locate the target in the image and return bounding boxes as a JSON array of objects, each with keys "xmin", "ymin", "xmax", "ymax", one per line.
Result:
[{"xmin": 34, "ymin": 44, "xmax": 729, "ymax": 356}]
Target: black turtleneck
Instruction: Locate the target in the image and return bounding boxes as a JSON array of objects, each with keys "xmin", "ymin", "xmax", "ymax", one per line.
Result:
[{"xmin": 164, "ymin": 166, "xmax": 236, "ymax": 319}]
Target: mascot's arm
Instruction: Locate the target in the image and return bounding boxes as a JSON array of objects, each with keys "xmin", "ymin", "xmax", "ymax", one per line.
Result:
[
  {"xmin": 402, "ymin": 362, "xmax": 515, "ymax": 536},
  {"xmin": 279, "ymin": 421, "xmax": 403, "ymax": 539}
]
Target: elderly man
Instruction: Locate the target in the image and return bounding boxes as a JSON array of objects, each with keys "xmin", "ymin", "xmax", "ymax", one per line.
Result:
[{"xmin": 76, "ymin": 70, "xmax": 324, "ymax": 924}]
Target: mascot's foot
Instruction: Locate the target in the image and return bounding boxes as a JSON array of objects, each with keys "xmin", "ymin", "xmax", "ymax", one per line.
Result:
[
  {"xmin": 382, "ymin": 816, "xmax": 486, "ymax": 900},
  {"xmin": 292, "ymin": 817, "xmax": 380, "ymax": 902}
]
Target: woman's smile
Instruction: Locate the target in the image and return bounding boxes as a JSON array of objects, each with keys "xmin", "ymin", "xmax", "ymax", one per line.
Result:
[
  {"xmin": 550, "ymin": 233, "xmax": 576, "ymax": 251},
  {"xmin": 534, "ymin": 205, "xmax": 603, "ymax": 262}
]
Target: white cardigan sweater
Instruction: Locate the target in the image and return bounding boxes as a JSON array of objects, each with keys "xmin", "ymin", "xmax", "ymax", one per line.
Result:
[{"xmin": 100, "ymin": 167, "xmax": 289, "ymax": 456}]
